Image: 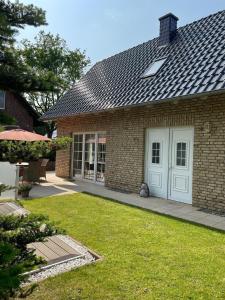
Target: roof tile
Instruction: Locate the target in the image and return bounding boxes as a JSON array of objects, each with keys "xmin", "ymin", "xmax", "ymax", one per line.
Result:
[{"xmin": 43, "ymin": 10, "xmax": 225, "ymax": 120}]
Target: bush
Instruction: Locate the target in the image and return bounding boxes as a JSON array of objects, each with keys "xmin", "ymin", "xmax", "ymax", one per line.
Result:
[
  {"xmin": 0, "ymin": 136, "xmax": 72, "ymax": 163},
  {"xmin": 0, "ymin": 184, "xmax": 13, "ymax": 196},
  {"xmin": 0, "ymin": 213, "xmax": 63, "ymax": 299},
  {"xmin": 0, "ymin": 112, "xmax": 16, "ymax": 126},
  {"xmin": 18, "ymin": 183, "xmax": 32, "ymax": 192}
]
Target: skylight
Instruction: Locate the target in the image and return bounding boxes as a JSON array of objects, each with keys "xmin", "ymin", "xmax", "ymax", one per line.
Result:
[{"xmin": 142, "ymin": 57, "xmax": 167, "ymax": 78}]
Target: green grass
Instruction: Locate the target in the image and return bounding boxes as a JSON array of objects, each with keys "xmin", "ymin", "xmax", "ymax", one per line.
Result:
[{"xmin": 21, "ymin": 193, "xmax": 225, "ymax": 300}]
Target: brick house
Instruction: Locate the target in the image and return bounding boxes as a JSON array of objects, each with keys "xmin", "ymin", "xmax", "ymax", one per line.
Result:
[
  {"xmin": 42, "ymin": 11, "xmax": 225, "ymax": 213},
  {"xmin": 0, "ymin": 90, "xmax": 39, "ymax": 131}
]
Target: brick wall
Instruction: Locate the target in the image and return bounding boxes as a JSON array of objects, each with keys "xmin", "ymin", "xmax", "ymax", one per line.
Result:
[
  {"xmin": 3, "ymin": 92, "xmax": 34, "ymax": 131},
  {"xmin": 56, "ymin": 93, "xmax": 225, "ymax": 213}
]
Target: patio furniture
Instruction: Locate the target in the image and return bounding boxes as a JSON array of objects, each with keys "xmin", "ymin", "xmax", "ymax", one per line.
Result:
[
  {"xmin": 22, "ymin": 161, "xmax": 42, "ymax": 183},
  {"xmin": 40, "ymin": 159, "xmax": 49, "ymax": 181}
]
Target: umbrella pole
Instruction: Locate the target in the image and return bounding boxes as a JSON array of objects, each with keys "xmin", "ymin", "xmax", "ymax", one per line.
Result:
[{"xmin": 15, "ymin": 165, "xmax": 20, "ymax": 201}]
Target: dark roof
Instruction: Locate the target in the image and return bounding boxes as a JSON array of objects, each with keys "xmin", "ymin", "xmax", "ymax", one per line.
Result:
[
  {"xmin": 14, "ymin": 93, "xmax": 39, "ymax": 118},
  {"xmin": 14, "ymin": 93, "xmax": 43, "ymax": 126},
  {"xmin": 43, "ymin": 10, "xmax": 225, "ymax": 120}
]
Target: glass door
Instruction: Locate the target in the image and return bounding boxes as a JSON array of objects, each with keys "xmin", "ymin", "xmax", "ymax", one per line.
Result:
[
  {"xmin": 73, "ymin": 134, "xmax": 83, "ymax": 177},
  {"xmin": 73, "ymin": 132, "xmax": 106, "ymax": 183},
  {"xmin": 97, "ymin": 134, "xmax": 106, "ymax": 182},
  {"xmin": 84, "ymin": 134, "xmax": 96, "ymax": 180}
]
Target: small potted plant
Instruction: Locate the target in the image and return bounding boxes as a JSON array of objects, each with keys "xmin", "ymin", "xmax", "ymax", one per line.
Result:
[{"xmin": 18, "ymin": 183, "xmax": 32, "ymax": 198}]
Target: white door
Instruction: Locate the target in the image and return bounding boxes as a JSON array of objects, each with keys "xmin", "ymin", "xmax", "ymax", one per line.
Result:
[
  {"xmin": 146, "ymin": 128, "xmax": 169, "ymax": 199},
  {"xmin": 169, "ymin": 128, "xmax": 193, "ymax": 204},
  {"xmin": 146, "ymin": 127, "xmax": 194, "ymax": 204}
]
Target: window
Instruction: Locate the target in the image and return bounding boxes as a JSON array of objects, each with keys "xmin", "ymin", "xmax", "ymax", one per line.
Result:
[
  {"xmin": 152, "ymin": 142, "xmax": 160, "ymax": 164},
  {"xmin": 142, "ymin": 58, "xmax": 167, "ymax": 78},
  {"xmin": 73, "ymin": 133, "xmax": 106, "ymax": 183},
  {"xmin": 176, "ymin": 142, "xmax": 187, "ymax": 166},
  {"xmin": 73, "ymin": 134, "xmax": 83, "ymax": 176},
  {"xmin": 97, "ymin": 134, "xmax": 106, "ymax": 182},
  {"xmin": 84, "ymin": 134, "xmax": 96, "ymax": 180},
  {"xmin": 0, "ymin": 90, "xmax": 5, "ymax": 109}
]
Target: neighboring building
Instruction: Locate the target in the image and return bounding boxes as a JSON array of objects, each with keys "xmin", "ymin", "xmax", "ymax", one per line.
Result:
[
  {"xmin": 42, "ymin": 11, "xmax": 225, "ymax": 213},
  {"xmin": 0, "ymin": 90, "xmax": 39, "ymax": 131}
]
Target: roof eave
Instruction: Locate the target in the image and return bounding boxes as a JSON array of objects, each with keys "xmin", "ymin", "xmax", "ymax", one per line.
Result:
[{"xmin": 41, "ymin": 88, "xmax": 225, "ymax": 122}]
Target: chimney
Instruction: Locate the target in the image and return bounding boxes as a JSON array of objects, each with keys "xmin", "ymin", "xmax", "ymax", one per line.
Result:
[{"xmin": 159, "ymin": 13, "xmax": 179, "ymax": 46}]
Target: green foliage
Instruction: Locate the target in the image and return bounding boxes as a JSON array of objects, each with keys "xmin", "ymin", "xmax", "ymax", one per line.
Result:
[
  {"xmin": 0, "ymin": 111, "xmax": 15, "ymax": 133},
  {"xmin": 22, "ymin": 194, "xmax": 225, "ymax": 300},
  {"xmin": 0, "ymin": 112, "xmax": 16, "ymax": 125},
  {"xmin": 22, "ymin": 31, "xmax": 90, "ymax": 137},
  {"xmin": 0, "ymin": 0, "xmax": 58, "ymax": 93},
  {"xmin": 18, "ymin": 183, "xmax": 32, "ymax": 192},
  {"xmin": 0, "ymin": 184, "xmax": 12, "ymax": 195},
  {"xmin": 0, "ymin": 136, "xmax": 72, "ymax": 162},
  {"xmin": 0, "ymin": 0, "xmax": 46, "ymax": 44},
  {"xmin": 0, "ymin": 213, "xmax": 62, "ymax": 299},
  {"xmin": 51, "ymin": 136, "xmax": 72, "ymax": 150}
]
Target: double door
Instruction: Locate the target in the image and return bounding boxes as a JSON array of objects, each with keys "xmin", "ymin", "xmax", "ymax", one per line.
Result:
[
  {"xmin": 73, "ymin": 132, "xmax": 106, "ymax": 183},
  {"xmin": 146, "ymin": 127, "xmax": 194, "ymax": 204}
]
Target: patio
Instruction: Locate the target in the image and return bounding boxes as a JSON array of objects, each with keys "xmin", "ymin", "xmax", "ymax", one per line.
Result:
[{"xmin": 27, "ymin": 172, "xmax": 225, "ymax": 232}]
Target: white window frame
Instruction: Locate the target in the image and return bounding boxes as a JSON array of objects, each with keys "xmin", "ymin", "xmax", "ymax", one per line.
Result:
[
  {"xmin": 0, "ymin": 90, "xmax": 6, "ymax": 109},
  {"xmin": 142, "ymin": 57, "xmax": 167, "ymax": 78},
  {"xmin": 71, "ymin": 131, "xmax": 106, "ymax": 185}
]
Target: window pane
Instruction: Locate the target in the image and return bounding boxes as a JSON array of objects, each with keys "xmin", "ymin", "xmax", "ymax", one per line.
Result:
[
  {"xmin": 84, "ymin": 134, "xmax": 96, "ymax": 180},
  {"xmin": 176, "ymin": 142, "xmax": 187, "ymax": 166},
  {"xmin": 143, "ymin": 58, "xmax": 167, "ymax": 77},
  {"xmin": 0, "ymin": 91, "xmax": 5, "ymax": 109},
  {"xmin": 97, "ymin": 134, "xmax": 106, "ymax": 182},
  {"xmin": 74, "ymin": 151, "xmax": 82, "ymax": 161},
  {"xmin": 73, "ymin": 134, "xmax": 83, "ymax": 177},
  {"xmin": 74, "ymin": 169, "xmax": 81, "ymax": 175},
  {"xmin": 152, "ymin": 142, "xmax": 160, "ymax": 164},
  {"xmin": 74, "ymin": 160, "xmax": 82, "ymax": 170}
]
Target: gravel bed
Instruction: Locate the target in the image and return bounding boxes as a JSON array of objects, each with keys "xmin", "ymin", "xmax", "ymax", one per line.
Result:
[{"xmin": 24, "ymin": 235, "xmax": 96, "ymax": 284}]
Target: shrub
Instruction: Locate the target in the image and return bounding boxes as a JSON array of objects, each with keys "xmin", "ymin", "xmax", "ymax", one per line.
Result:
[
  {"xmin": 0, "ymin": 136, "xmax": 72, "ymax": 163},
  {"xmin": 0, "ymin": 184, "xmax": 13, "ymax": 196},
  {"xmin": 0, "ymin": 112, "xmax": 16, "ymax": 126},
  {"xmin": 0, "ymin": 214, "xmax": 63, "ymax": 299},
  {"xmin": 18, "ymin": 183, "xmax": 32, "ymax": 192}
]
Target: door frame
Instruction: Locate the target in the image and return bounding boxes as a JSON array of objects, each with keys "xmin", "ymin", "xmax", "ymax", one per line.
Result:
[
  {"xmin": 145, "ymin": 126, "xmax": 194, "ymax": 203},
  {"xmin": 71, "ymin": 131, "xmax": 106, "ymax": 185}
]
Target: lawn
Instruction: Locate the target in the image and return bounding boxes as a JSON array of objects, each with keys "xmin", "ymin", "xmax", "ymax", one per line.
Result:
[{"xmin": 22, "ymin": 193, "xmax": 225, "ymax": 300}]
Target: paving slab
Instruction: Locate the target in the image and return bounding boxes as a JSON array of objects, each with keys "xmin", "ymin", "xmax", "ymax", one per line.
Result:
[
  {"xmin": 28, "ymin": 235, "xmax": 84, "ymax": 266},
  {"xmin": 25, "ymin": 172, "xmax": 225, "ymax": 232},
  {"xmin": 0, "ymin": 202, "xmax": 28, "ymax": 216}
]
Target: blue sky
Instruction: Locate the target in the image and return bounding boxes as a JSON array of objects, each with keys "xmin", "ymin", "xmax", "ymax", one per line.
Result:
[{"xmin": 20, "ymin": 0, "xmax": 225, "ymax": 67}]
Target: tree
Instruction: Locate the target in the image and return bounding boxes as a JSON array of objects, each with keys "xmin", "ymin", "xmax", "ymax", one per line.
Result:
[
  {"xmin": 0, "ymin": 111, "xmax": 15, "ymax": 132},
  {"xmin": 0, "ymin": 0, "xmax": 58, "ymax": 92},
  {"xmin": 22, "ymin": 31, "xmax": 90, "ymax": 137},
  {"xmin": 0, "ymin": 213, "xmax": 62, "ymax": 299}
]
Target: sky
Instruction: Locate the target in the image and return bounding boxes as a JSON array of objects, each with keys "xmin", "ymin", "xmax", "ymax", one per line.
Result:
[{"xmin": 20, "ymin": 0, "xmax": 225, "ymax": 67}]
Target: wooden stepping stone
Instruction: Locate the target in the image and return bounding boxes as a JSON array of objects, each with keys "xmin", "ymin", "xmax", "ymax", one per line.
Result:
[
  {"xmin": 28, "ymin": 235, "xmax": 84, "ymax": 266},
  {"xmin": 0, "ymin": 202, "xmax": 28, "ymax": 216}
]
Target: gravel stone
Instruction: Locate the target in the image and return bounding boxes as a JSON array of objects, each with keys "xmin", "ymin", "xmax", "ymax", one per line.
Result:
[{"xmin": 24, "ymin": 235, "xmax": 96, "ymax": 284}]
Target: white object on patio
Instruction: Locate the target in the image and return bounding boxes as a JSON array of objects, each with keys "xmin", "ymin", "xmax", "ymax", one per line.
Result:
[
  {"xmin": 0, "ymin": 162, "xmax": 29, "ymax": 200},
  {"xmin": 0, "ymin": 161, "xmax": 18, "ymax": 199}
]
